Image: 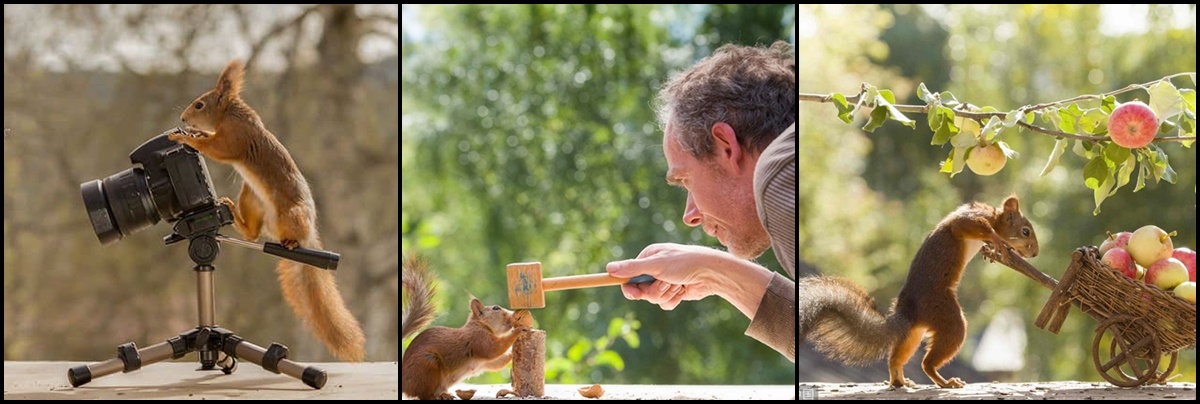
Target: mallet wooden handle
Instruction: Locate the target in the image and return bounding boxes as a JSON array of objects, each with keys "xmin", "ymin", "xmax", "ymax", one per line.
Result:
[
  {"xmin": 542, "ymin": 274, "xmax": 656, "ymax": 291},
  {"xmin": 507, "ymin": 261, "xmax": 656, "ymax": 309}
]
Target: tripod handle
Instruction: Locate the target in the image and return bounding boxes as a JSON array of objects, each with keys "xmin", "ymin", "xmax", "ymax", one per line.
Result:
[
  {"xmin": 215, "ymin": 235, "xmax": 340, "ymax": 270},
  {"xmin": 263, "ymin": 242, "xmax": 340, "ymax": 270}
]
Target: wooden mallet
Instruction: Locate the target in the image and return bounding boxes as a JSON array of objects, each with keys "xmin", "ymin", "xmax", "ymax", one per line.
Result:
[{"xmin": 506, "ymin": 262, "xmax": 655, "ymax": 309}]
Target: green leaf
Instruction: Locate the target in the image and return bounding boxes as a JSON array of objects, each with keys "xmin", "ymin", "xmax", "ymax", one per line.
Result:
[
  {"xmin": 607, "ymin": 318, "xmax": 624, "ymax": 338},
  {"xmin": 927, "ymin": 104, "xmax": 943, "ymax": 132},
  {"xmin": 918, "ymin": 82, "xmax": 934, "ymax": 103},
  {"xmin": 981, "ymin": 116, "xmax": 1003, "ymax": 142},
  {"xmin": 621, "ymin": 330, "xmax": 640, "ymax": 348},
  {"xmin": 1093, "ymin": 172, "xmax": 1114, "ymax": 216},
  {"xmin": 939, "ymin": 91, "xmax": 959, "ymax": 108},
  {"xmin": 939, "ymin": 147, "xmax": 967, "ymax": 177},
  {"xmin": 996, "ymin": 141, "xmax": 1019, "ymax": 159},
  {"xmin": 863, "ymin": 105, "xmax": 888, "ymax": 132},
  {"xmin": 567, "ymin": 339, "xmax": 591, "ymax": 361},
  {"xmin": 1180, "ymin": 116, "xmax": 1196, "ymax": 148},
  {"xmin": 1153, "ymin": 147, "xmax": 1177, "ymax": 184},
  {"xmin": 1078, "ymin": 108, "xmax": 1108, "ymax": 135},
  {"xmin": 1148, "ymin": 80, "xmax": 1184, "ymax": 120},
  {"xmin": 951, "ymin": 146, "xmax": 968, "ymax": 176},
  {"xmin": 1102, "ymin": 144, "xmax": 1130, "ymax": 168},
  {"xmin": 1057, "ymin": 107, "xmax": 1078, "ymax": 133},
  {"xmin": 1134, "ymin": 159, "xmax": 1148, "ymax": 192},
  {"xmin": 1003, "ymin": 110, "xmax": 1021, "ymax": 127},
  {"xmin": 877, "ymin": 91, "xmax": 916, "ymax": 129},
  {"xmin": 950, "ymin": 124, "xmax": 978, "ymax": 148},
  {"xmin": 1083, "ymin": 156, "xmax": 1108, "ymax": 189},
  {"xmin": 832, "ymin": 93, "xmax": 854, "ymax": 124},
  {"xmin": 1181, "ymin": 88, "xmax": 1196, "ymax": 114},
  {"xmin": 1101, "ymin": 95, "xmax": 1117, "ymax": 114},
  {"xmin": 1040, "ymin": 138, "xmax": 1068, "ymax": 177},
  {"xmin": 593, "ymin": 350, "xmax": 625, "ymax": 371},
  {"xmin": 1071, "ymin": 139, "xmax": 1095, "ymax": 159},
  {"xmin": 1025, "ymin": 111, "xmax": 1035, "ymax": 124},
  {"xmin": 932, "ymin": 108, "xmax": 958, "ymax": 146},
  {"xmin": 1114, "ymin": 154, "xmax": 1136, "ymax": 193}
]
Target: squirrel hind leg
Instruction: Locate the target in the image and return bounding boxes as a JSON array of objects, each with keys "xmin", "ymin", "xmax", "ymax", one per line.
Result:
[{"xmin": 920, "ymin": 320, "xmax": 967, "ymax": 388}]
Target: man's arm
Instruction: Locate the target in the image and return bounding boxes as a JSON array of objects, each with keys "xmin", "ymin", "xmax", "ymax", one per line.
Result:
[{"xmin": 605, "ymin": 243, "xmax": 773, "ymax": 319}]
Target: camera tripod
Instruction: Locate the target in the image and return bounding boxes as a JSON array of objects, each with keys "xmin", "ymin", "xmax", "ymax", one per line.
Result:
[{"xmin": 68, "ymin": 203, "xmax": 340, "ymax": 389}]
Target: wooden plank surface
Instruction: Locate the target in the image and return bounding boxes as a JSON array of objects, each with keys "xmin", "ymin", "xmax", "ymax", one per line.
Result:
[
  {"xmin": 4, "ymin": 361, "xmax": 398, "ymax": 400},
  {"xmin": 407, "ymin": 383, "xmax": 797, "ymax": 400}
]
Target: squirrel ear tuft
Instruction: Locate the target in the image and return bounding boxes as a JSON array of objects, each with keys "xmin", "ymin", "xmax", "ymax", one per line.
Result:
[
  {"xmin": 1002, "ymin": 194, "xmax": 1020, "ymax": 213},
  {"xmin": 216, "ymin": 60, "xmax": 244, "ymax": 99}
]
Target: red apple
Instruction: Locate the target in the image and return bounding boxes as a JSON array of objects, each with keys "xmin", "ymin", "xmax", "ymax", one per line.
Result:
[
  {"xmin": 1171, "ymin": 248, "xmax": 1196, "ymax": 282},
  {"xmin": 1145, "ymin": 257, "xmax": 1189, "ymax": 290},
  {"xmin": 1099, "ymin": 232, "xmax": 1132, "ymax": 255},
  {"xmin": 1101, "ymin": 248, "xmax": 1138, "ymax": 279},
  {"xmin": 1108, "ymin": 101, "xmax": 1158, "ymax": 149},
  {"xmin": 967, "ymin": 143, "xmax": 1006, "ymax": 176},
  {"xmin": 1127, "ymin": 225, "xmax": 1174, "ymax": 267}
]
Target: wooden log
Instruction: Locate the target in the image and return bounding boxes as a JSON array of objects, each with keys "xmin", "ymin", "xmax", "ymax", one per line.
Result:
[{"xmin": 512, "ymin": 329, "xmax": 545, "ymax": 397}]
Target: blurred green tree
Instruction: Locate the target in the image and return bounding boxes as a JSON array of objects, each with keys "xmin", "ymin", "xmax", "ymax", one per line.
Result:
[{"xmin": 403, "ymin": 4, "xmax": 794, "ymax": 384}]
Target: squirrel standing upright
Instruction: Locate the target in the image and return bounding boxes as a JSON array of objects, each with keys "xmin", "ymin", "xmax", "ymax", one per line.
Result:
[
  {"xmin": 170, "ymin": 60, "xmax": 365, "ymax": 361},
  {"xmin": 799, "ymin": 195, "xmax": 1038, "ymax": 388},
  {"xmin": 402, "ymin": 255, "xmax": 532, "ymax": 400}
]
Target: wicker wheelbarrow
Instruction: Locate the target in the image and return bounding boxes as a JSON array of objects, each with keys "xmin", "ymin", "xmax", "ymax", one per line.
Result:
[{"xmin": 983, "ymin": 245, "xmax": 1197, "ymax": 387}]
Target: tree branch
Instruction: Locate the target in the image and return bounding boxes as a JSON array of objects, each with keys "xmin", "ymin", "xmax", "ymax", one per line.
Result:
[{"xmin": 800, "ymin": 72, "xmax": 1197, "ymax": 144}]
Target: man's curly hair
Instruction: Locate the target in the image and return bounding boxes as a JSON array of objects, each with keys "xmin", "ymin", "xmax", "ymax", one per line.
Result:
[{"xmin": 656, "ymin": 41, "xmax": 796, "ymax": 158}]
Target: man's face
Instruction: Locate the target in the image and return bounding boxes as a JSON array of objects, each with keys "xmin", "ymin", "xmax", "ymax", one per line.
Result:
[{"xmin": 663, "ymin": 121, "xmax": 771, "ymax": 259}]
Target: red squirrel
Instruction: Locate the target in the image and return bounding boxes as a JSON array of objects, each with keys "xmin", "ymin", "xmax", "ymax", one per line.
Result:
[
  {"xmin": 799, "ymin": 195, "xmax": 1038, "ymax": 388},
  {"xmin": 402, "ymin": 255, "xmax": 533, "ymax": 400},
  {"xmin": 169, "ymin": 60, "xmax": 365, "ymax": 361}
]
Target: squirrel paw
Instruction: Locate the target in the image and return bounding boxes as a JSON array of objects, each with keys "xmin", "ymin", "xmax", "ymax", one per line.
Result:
[
  {"xmin": 937, "ymin": 377, "xmax": 966, "ymax": 389},
  {"xmin": 280, "ymin": 239, "xmax": 300, "ymax": 250},
  {"xmin": 167, "ymin": 131, "xmax": 188, "ymax": 143},
  {"xmin": 887, "ymin": 378, "xmax": 916, "ymax": 389},
  {"xmin": 435, "ymin": 392, "xmax": 455, "ymax": 400}
]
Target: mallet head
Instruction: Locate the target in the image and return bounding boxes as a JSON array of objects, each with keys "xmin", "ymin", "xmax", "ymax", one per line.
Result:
[{"xmin": 507, "ymin": 262, "xmax": 544, "ymax": 309}]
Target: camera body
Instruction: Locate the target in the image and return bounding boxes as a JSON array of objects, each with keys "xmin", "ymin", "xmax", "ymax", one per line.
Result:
[{"xmin": 81, "ymin": 129, "xmax": 219, "ymax": 244}]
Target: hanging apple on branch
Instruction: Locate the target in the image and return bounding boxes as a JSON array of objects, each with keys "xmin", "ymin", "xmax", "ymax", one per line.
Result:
[{"xmin": 801, "ymin": 72, "xmax": 1197, "ymax": 214}]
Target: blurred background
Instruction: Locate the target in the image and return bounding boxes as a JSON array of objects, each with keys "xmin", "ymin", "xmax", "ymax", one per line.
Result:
[
  {"xmin": 402, "ymin": 5, "xmax": 795, "ymax": 385},
  {"xmin": 800, "ymin": 5, "xmax": 1195, "ymax": 383},
  {"xmin": 4, "ymin": 5, "xmax": 399, "ymax": 362}
]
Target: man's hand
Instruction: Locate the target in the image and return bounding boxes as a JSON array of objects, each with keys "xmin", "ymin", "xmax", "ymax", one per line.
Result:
[{"xmin": 606, "ymin": 243, "xmax": 774, "ymax": 318}]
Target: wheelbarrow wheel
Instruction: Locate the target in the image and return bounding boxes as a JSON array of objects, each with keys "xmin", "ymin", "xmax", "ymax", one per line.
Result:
[
  {"xmin": 1092, "ymin": 315, "xmax": 1161, "ymax": 387},
  {"xmin": 1151, "ymin": 351, "xmax": 1178, "ymax": 385}
]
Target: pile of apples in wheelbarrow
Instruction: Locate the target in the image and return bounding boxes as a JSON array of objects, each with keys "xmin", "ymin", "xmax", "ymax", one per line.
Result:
[{"xmin": 1097, "ymin": 225, "xmax": 1196, "ymax": 303}]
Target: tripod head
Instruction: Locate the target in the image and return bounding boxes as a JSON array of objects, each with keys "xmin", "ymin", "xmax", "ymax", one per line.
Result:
[{"xmin": 163, "ymin": 202, "xmax": 340, "ymax": 270}]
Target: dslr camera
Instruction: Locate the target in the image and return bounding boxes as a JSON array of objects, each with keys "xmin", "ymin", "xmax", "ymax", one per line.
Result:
[{"xmin": 81, "ymin": 128, "xmax": 220, "ymax": 244}]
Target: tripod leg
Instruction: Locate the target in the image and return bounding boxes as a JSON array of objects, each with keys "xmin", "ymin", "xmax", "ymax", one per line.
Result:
[
  {"xmin": 224, "ymin": 336, "xmax": 327, "ymax": 389},
  {"xmin": 68, "ymin": 338, "xmax": 185, "ymax": 387}
]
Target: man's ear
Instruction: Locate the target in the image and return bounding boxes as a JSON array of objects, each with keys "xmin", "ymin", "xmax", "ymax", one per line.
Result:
[{"xmin": 710, "ymin": 122, "xmax": 746, "ymax": 174}]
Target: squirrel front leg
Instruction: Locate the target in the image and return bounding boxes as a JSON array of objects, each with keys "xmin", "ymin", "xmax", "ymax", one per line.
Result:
[
  {"xmin": 952, "ymin": 216, "xmax": 1017, "ymax": 260},
  {"xmin": 232, "ymin": 182, "xmax": 265, "ymax": 241},
  {"xmin": 469, "ymin": 329, "xmax": 524, "ymax": 361}
]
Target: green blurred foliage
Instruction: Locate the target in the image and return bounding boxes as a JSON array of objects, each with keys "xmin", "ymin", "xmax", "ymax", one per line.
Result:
[
  {"xmin": 801, "ymin": 4, "xmax": 1196, "ymax": 384},
  {"xmin": 402, "ymin": 5, "xmax": 794, "ymax": 385}
]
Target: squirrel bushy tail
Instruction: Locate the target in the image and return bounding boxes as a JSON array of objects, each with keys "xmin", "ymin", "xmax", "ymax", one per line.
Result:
[
  {"xmin": 277, "ymin": 251, "xmax": 366, "ymax": 361},
  {"xmin": 401, "ymin": 254, "xmax": 437, "ymax": 342},
  {"xmin": 799, "ymin": 276, "xmax": 908, "ymax": 366}
]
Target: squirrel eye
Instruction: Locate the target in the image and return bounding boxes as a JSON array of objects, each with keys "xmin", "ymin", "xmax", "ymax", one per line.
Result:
[
  {"xmin": 492, "ymin": 306, "xmax": 500, "ymax": 311},
  {"xmin": 194, "ymin": 101, "xmax": 204, "ymax": 110},
  {"xmin": 1022, "ymin": 228, "xmax": 1031, "ymax": 237}
]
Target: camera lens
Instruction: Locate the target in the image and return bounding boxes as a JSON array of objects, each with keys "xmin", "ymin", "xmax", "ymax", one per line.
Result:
[{"xmin": 80, "ymin": 168, "xmax": 161, "ymax": 245}]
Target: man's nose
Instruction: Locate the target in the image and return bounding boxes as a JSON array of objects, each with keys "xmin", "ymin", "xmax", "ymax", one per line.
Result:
[{"xmin": 682, "ymin": 193, "xmax": 703, "ymax": 227}]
